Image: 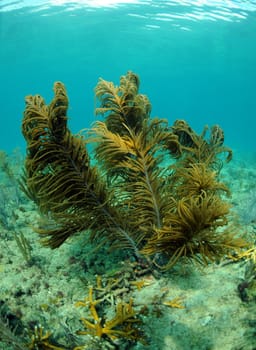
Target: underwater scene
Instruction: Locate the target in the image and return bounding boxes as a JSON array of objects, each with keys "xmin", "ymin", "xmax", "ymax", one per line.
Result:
[{"xmin": 0, "ymin": 0, "xmax": 256, "ymax": 349}]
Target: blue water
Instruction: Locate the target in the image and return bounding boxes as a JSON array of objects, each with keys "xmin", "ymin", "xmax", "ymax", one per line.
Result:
[{"xmin": 1, "ymin": 0, "xmax": 256, "ymax": 155}]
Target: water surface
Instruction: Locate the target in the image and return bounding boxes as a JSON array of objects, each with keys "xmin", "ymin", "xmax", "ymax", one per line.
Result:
[{"xmin": 0, "ymin": 0, "xmax": 256, "ymax": 155}]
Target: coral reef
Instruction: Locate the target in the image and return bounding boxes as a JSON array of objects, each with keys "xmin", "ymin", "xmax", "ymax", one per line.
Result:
[
  {"xmin": 21, "ymin": 71, "xmax": 246, "ymax": 269},
  {"xmin": 75, "ymin": 287, "xmax": 141, "ymax": 342},
  {"xmin": 1, "ymin": 137, "xmax": 254, "ymax": 349},
  {"xmin": 27, "ymin": 325, "xmax": 66, "ymax": 350}
]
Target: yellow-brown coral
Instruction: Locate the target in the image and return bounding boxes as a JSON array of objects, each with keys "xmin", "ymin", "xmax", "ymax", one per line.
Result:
[
  {"xmin": 28, "ymin": 325, "xmax": 65, "ymax": 350},
  {"xmin": 75, "ymin": 287, "xmax": 141, "ymax": 342}
]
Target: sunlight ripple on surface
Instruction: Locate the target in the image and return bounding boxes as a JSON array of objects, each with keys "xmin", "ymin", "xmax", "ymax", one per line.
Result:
[
  {"xmin": 0, "ymin": 0, "xmax": 255, "ymax": 28},
  {"xmin": 1, "ymin": 0, "xmax": 256, "ymax": 11}
]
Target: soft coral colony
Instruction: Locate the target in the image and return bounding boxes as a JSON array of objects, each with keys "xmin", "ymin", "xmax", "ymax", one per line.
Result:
[{"xmin": 21, "ymin": 71, "xmax": 246, "ymax": 270}]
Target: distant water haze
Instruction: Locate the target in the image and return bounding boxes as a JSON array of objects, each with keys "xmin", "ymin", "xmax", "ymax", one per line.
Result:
[{"xmin": 0, "ymin": 0, "xmax": 256, "ymax": 155}]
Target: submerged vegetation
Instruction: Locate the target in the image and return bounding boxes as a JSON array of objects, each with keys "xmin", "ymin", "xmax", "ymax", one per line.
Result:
[
  {"xmin": 21, "ymin": 71, "xmax": 246, "ymax": 270},
  {"xmin": 0, "ymin": 71, "xmax": 255, "ymax": 349}
]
